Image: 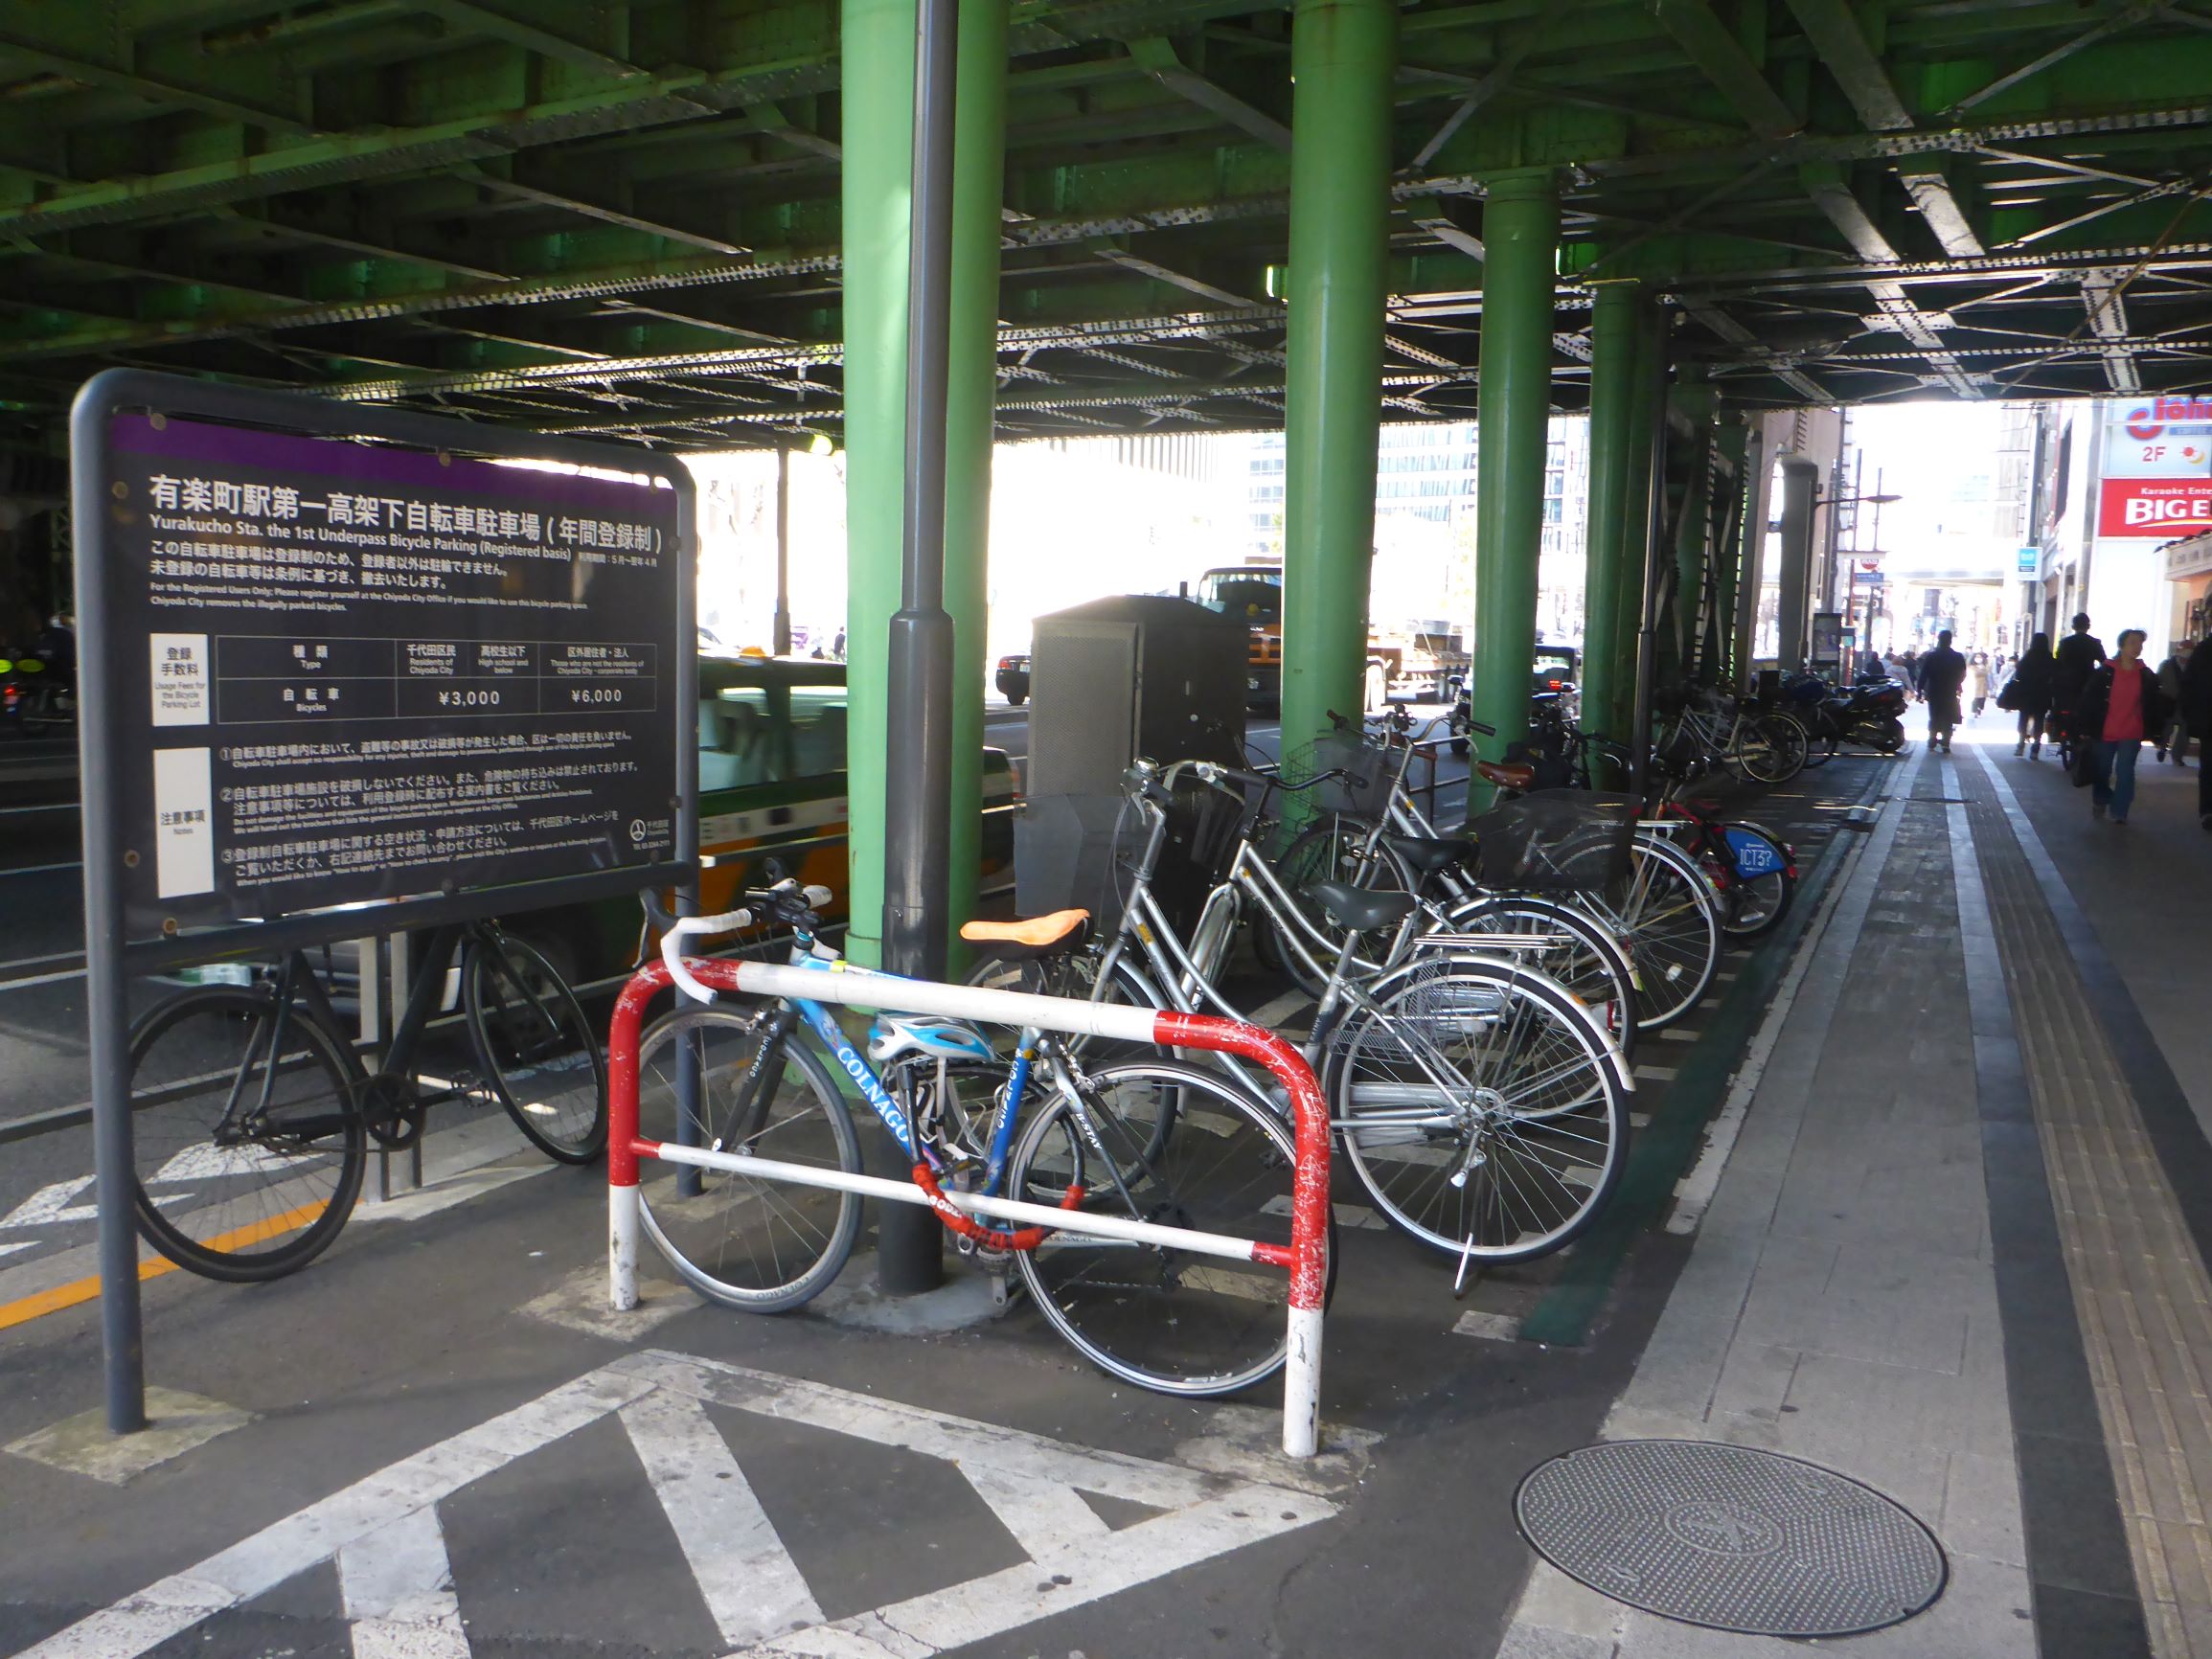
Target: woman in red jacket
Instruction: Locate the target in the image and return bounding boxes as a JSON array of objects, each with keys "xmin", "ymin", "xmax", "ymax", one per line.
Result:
[{"xmin": 2074, "ymin": 628, "xmax": 2171, "ymax": 826}]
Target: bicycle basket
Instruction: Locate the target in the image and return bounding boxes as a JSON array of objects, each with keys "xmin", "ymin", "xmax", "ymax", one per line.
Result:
[
  {"xmin": 1279, "ymin": 730, "xmax": 1397, "ymax": 818},
  {"xmin": 1467, "ymin": 789, "xmax": 1632, "ymax": 894}
]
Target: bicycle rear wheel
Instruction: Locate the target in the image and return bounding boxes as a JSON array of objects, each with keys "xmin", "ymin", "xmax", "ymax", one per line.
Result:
[
  {"xmin": 1010, "ymin": 1061, "xmax": 1320, "ymax": 1397},
  {"xmin": 464, "ymin": 929, "xmax": 607, "ymax": 1163},
  {"xmin": 635, "ymin": 1006, "xmax": 861, "ymax": 1310},
  {"xmin": 1328, "ymin": 960, "xmax": 1630, "ymax": 1263},
  {"xmin": 1438, "ymin": 894, "xmax": 1639, "ymax": 1065},
  {"xmin": 127, "ymin": 987, "xmax": 364, "ymax": 1282}
]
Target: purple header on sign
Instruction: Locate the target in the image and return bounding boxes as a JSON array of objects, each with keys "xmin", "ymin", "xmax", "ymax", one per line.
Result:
[{"xmin": 110, "ymin": 413, "xmax": 677, "ymax": 517}]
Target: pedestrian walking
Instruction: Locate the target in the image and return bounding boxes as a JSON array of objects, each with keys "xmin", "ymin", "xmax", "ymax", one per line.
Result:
[
  {"xmin": 1968, "ymin": 652, "xmax": 1991, "ymax": 717},
  {"xmin": 2186, "ymin": 634, "xmax": 2212, "ymax": 830},
  {"xmin": 2156, "ymin": 644, "xmax": 2189, "ymax": 763},
  {"xmin": 2051, "ymin": 612, "xmax": 2107, "ymax": 761},
  {"xmin": 2073, "ymin": 628, "xmax": 2170, "ymax": 825},
  {"xmin": 2001, "ymin": 633, "xmax": 2057, "ymax": 757},
  {"xmin": 1918, "ymin": 629, "xmax": 1967, "ymax": 753}
]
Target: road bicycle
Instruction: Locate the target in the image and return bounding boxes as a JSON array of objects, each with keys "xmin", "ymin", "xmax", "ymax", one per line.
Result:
[
  {"xmin": 976, "ymin": 759, "xmax": 1633, "ymax": 1269},
  {"xmin": 631, "ymin": 882, "xmax": 1321, "ymax": 1398},
  {"xmin": 125, "ymin": 920, "xmax": 607, "ymax": 1281}
]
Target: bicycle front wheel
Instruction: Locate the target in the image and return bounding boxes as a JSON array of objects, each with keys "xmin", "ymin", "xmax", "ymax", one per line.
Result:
[
  {"xmin": 635, "ymin": 1007, "xmax": 861, "ymax": 1311},
  {"xmin": 1328, "ymin": 961, "xmax": 1630, "ymax": 1263},
  {"xmin": 1733, "ymin": 714, "xmax": 1808, "ymax": 784},
  {"xmin": 128, "ymin": 988, "xmax": 365, "ymax": 1282},
  {"xmin": 1585, "ymin": 834, "xmax": 1721, "ymax": 1029},
  {"xmin": 1266, "ymin": 814, "xmax": 1413, "ymax": 998},
  {"xmin": 464, "ymin": 929, "xmax": 607, "ymax": 1163},
  {"xmin": 1011, "ymin": 1061, "xmax": 1318, "ymax": 1397}
]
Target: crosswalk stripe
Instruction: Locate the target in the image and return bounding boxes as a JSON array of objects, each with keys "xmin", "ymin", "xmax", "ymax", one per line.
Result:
[
  {"xmin": 338, "ymin": 1505, "xmax": 469, "ymax": 1659},
  {"xmin": 620, "ymin": 1389, "xmax": 824, "ymax": 1648},
  {"xmin": 963, "ymin": 1464, "xmax": 1114, "ymax": 1546}
]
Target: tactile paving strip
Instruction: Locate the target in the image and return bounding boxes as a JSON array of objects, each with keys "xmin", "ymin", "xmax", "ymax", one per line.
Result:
[{"xmin": 1516, "ymin": 1440, "xmax": 1948, "ymax": 1637}]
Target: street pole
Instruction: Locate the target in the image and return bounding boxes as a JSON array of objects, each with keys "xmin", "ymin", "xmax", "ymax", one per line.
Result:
[
  {"xmin": 772, "ymin": 443, "xmax": 792, "ymax": 656},
  {"xmin": 1627, "ymin": 323, "xmax": 1672, "ymax": 815},
  {"xmin": 876, "ymin": 0, "xmax": 960, "ymax": 1294}
]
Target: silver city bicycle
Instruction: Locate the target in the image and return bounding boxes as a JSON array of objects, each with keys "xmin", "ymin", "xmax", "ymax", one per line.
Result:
[{"xmin": 975, "ymin": 759, "xmax": 1634, "ymax": 1267}]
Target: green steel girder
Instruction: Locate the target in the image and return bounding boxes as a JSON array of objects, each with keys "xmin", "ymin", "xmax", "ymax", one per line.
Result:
[{"xmin": 2, "ymin": 0, "xmax": 2212, "ymax": 436}]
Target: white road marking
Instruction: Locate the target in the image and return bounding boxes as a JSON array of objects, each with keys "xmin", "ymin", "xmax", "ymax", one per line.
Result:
[
  {"xmin": 0, "ymin": 860, "xmax": 81, "ymax": 877},
  {"xmin": 337, "ymin": 1504, "xmax": 470, "ymax": 1659},
  {"xmin": 1243, "ymin": 989, "xmax": 1311, "ymax": 1031},
  {"xmin": 0, "ymin": 947, "xmax": 84, "ymax": 974},
  {"xmin": 964, "ymin": 1464, "xmax": 1114, "ymax": 1545},
  {"xmin": 0, "ymin": 966, "xmax": 86, "ymax": 992},
  {"xmin": 19, "ymin": 1351, "xmax": 1339, "ymax": 1659},
  {"xmin": 1173, "ymin": 1265, "xmax": 1284, "ymax": 1304},
  {"xmin": 0, "ymin": 1241, "xmax": 34, "ymax": 1261},
  {"xmin": 1631, "ymin": 1065, "xmax": 1678, "ymax": 1082},
  {"xmin": 0, "ymin": 1176, "xmax": 98, "ymax": 1230},
  {"xmin": 1658, "ymin": 1027, "xmax": 1698, "ymax": 1042},
  {"xmin": 620, "ymin": 1389, "xmax": 824, "ymax": 1648}
]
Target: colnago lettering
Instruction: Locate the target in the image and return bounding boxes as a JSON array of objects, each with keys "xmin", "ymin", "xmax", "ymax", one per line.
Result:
[{"xmin": 810, "ymin": 1009, "xmax": 914, "ymax": 1151}]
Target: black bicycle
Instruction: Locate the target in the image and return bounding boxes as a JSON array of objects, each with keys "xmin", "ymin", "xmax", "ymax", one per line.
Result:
[{"xmin": 125, "ymin": 920, "xmax": 606, "ymax": 1282}]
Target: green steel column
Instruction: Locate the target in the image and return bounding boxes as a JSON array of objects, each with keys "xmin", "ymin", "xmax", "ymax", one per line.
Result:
[
  {"xmin": 1279, "ymin": 0, "xmax": 1396, "ymax": 761},
  {"xmin": 1470, "ymin": 170, "xmax": 1561, "ymax": 764},
  {"xmin": 1609, "ymin": 304, "xmax": 1663, "ymax": 738},
  {"xmin": 1578, "ymin": 280, "xmax": 1640, "ymax": 752},
  {"xmin": 838, "ymin": 0, "xmax": 915, "ymax": 966},
  {"xmin": 942, "ymin": 0, "xmax": 1007, "ymax": 963},
  {"xmin": 1671, "ymin": 375, "xmax": 1716, "ymax": 680},
  {"xmin": 1711, "ymin": 414, "xmax": 1749, "ymax": 684}
]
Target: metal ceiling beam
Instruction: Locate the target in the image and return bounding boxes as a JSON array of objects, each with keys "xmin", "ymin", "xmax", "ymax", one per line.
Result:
[
  {"xmin": 0, "ymin": 29, "xmax": 312, "ymax": 133},
  {"xmin": 466, "ymin": 170, "xmax": 750, "ymax": 257},
  {"xmin": 408, "ymin": 0, "xmax": 650, "ymax": 80},
  {"xmin": 1124, "ymin": 36, "xmax": 1291, "ymax": 150},
  {"xmin": 1678, "ymin": 294, "xmax": 1833, "ymax": 399},
  {"xmin": 1091, "ymin": 245, "xmax": 1265, "ymax": 306},
  {"xmin": 1945, "ymin": 0, "xmax": 2172, "ymax": 117},
  {"xmin": 1646, "ymin": 0, "xmax": 1802, "ymax": 141},
  {"xmin": 2081, "ymin": 266, "xmax": 2145, "ymax": 393},
  {"xmin": 1778, "ymin": 0, "xmax": 1986, "ymax": 258},
  {"xmin": 1797, "ymin": 162, "xmax": 1983, "ymax": 395}
]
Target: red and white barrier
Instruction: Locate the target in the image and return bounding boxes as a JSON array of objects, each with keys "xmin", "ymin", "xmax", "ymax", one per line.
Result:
[{"xmin": 604, "ymin": 958, "xmax": 1333, "ymax": 1458}]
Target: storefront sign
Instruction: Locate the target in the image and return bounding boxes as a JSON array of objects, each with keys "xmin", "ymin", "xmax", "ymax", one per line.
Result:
[
  {"xmin": 2098, "ymin": 476, "xmax": 2212, "ymax": 537},
  {"xmin": 2101, "ymin": 398, "xmax": 2212, "ymax": 535}
]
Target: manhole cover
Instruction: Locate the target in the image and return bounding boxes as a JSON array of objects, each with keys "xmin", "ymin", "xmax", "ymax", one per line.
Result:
[{"xmin": 1516, "ymin": 1440, "xmax": 1947, "ymax": 1637}]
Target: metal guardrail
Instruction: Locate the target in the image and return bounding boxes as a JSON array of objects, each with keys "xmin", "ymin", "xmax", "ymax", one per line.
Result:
[{"xmin": 604, "ymin": 956, "xmax": 1333, "ymax": 1458}]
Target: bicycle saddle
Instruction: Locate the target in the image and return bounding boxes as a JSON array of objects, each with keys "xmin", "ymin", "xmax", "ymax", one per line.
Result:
[
  {"xmin": 1308, "ymin": 880, "xmax": 1417, "ymax": 933},
  {"xmin": 959, "ymin": 907, "xmax": 1091, "ymax": 959},
  {"xmin": 1475, "ymin": 760, "xmax": 1536, "ymax": 791},
  {"xmin": 1381, "ymin": 834, "xmax": 1473, "ymax": 879}
]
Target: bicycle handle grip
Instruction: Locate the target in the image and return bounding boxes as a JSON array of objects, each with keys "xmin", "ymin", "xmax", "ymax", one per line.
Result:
[{"xmin": 1464, "ymin": 717, "xmax": 1496, "ymax": 737}]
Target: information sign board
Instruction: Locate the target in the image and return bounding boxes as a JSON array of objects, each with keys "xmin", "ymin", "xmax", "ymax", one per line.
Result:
[{"xmin": 93, "ymin": 406, "xmax": 684, "ymax": 932}]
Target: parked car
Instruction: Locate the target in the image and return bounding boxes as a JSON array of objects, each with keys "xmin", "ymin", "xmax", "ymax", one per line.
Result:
[
  {"xmin": 994, "ymin": 652, "xmax": 1031, "ymax": 705},
  {"xmin": 531, "ymin": 655, "xmax": 1019, "ymax": 986}
]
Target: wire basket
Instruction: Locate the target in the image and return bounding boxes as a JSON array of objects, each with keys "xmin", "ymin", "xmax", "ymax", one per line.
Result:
[
  {"xmin": 1278, "ymin": 730, "xmax": 1397, "ymax": 819},
  {"xmin": 1467, "ymin": 789, "xmax": 1633, "ymax": 894}
]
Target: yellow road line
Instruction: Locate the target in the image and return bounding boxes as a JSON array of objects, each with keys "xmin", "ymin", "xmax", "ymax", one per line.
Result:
[{"xmin": 0, "ymin": 1201, "xmax": 329, "ymax": 1332}]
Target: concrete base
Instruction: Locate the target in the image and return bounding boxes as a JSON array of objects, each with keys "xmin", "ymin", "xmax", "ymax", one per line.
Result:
[
  {"xmin": 810, "ymin": 1249, "xmax": 1010, "ymax": 1334},
  {"xmin": 1174, "ymin": 1402, "xmax": 1381, "ymax": 1497},
  {"xmin": 7, "ymin": 1387, "xmax": 252, "ymax": 1485},
  {"xmin": 520, "ymin": 1263, "xmax": 696, "ymax": 1341}
]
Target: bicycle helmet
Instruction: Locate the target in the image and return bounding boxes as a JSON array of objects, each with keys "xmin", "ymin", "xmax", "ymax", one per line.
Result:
[{"xmin": 865, "ymin": 1015, "xmax": 996, "ymax": 1065}]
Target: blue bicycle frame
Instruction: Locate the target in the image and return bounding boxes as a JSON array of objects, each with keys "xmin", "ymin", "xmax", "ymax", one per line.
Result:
[{"xmin": 784, "ymin": 954, "xmax": 1040, "ymax": 1201}]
